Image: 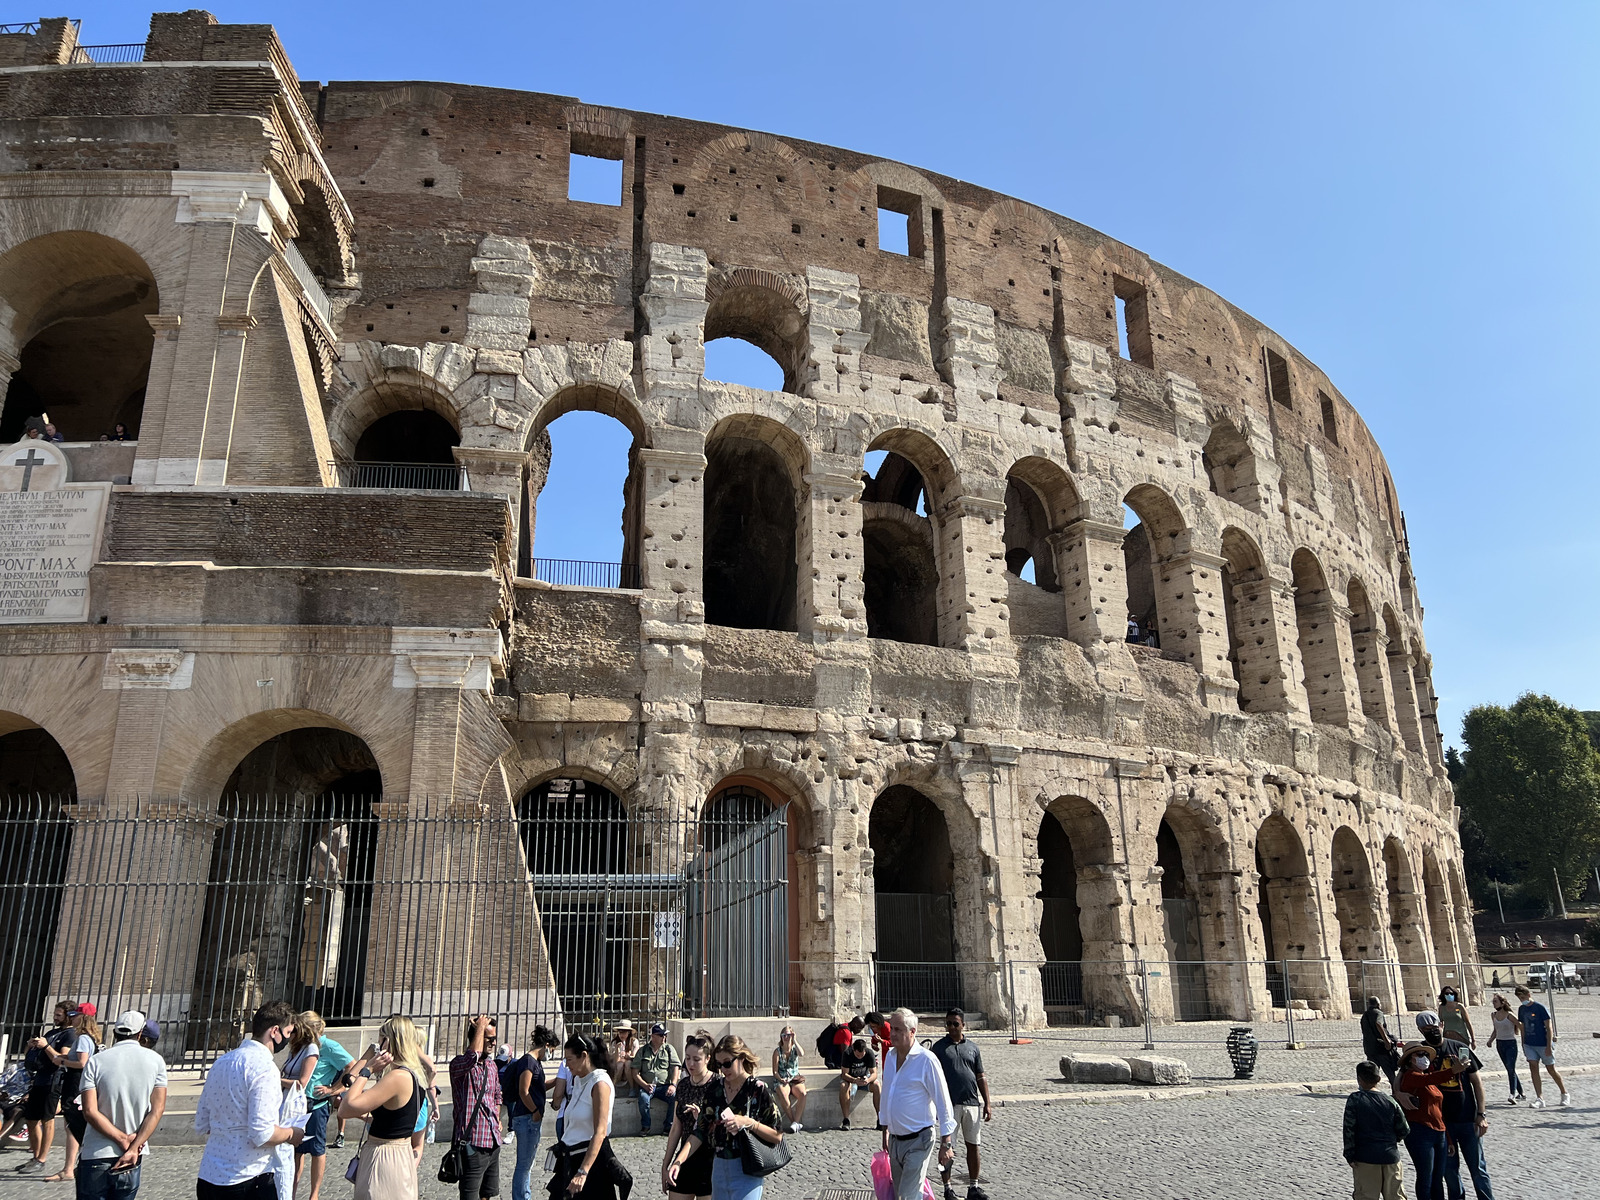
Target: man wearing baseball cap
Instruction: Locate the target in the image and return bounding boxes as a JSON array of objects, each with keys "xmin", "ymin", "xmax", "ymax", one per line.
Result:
[
  {"xmin": 628, "ymin": 1023, "xmax": 680, "ymax": 1135},
  {"xmin": 77, "ymin": 1010, "xmax": 168, "ymax": 1200}
]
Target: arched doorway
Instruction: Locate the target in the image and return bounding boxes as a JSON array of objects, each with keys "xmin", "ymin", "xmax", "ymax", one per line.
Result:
[
  {"xmin": 1036, "ymin": 796, "xmax": 1119, "ymax": 1022},
  {"xmin": 346, "ymin": 409, "xmax": 461, "ymax": 489},
  {"xmin": 1331, "ymin": 827, "xmax": 1384, "ymax": 1008},
  {"xmin": 1219, "ymin": 527, "xmax": 1284, "ymax": 712},
  {"xmin": 870, "ymin": 785, "xmax": 958, "ymax": 1010},
  {"xmin": 1383, "ymin": 837, "xmax": 1431, "ymax": 1009},
  {"xmin": 1291, "ymin": 549, "xmax": 1346, "ymax": 725},
  {"xmin": 1254, "ymin": 814, "xmax": 1330, "ymax": 1011},
  {"xmin": 689, "ymin": 780, "xmax": 793, "ymax": 1016},
  {"xmin": 1157, "ymin": 814, "xmax": 1216, "ymax": 1020},
  {"xmin": 1123, "ymin": 485, "xmax": 1186, "ymax": 651},
  {"xmin": 517, "ymin": 777, "xmax": 645, "ymax": 1027},
  {"xmin": 703, "ymin": 282, "xmax": 805, "ymax": 394},
  {"xmin": 188, "ymin": 727, "xmax": 382, "ymax": 1051},
  {"xmin": 0, "ymin": 721, "xmax": 76, "ymax": 1048},
  {"xmin": 1422, "ymin": 852, "xmax": 1459, "ymax": 992},
  {"xmin": 862, "ymin": 448, "xmax": 940, "ymax": 645},
  {"xmin": 703, "ymin": 419, "xmax": 802, "ymax": 632},
  {"xmin": 0, "ymin": 231, "xmax": 157, "ymax": 442}
]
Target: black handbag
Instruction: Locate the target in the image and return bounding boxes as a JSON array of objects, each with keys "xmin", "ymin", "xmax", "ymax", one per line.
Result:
[
  {"xmin": 739, "ymin": 1129, "xmax": 791, "ymax": 1177},
  {"xmin": 439, "ymin": 1065, "xmax": 490, "ymax": 1184}
]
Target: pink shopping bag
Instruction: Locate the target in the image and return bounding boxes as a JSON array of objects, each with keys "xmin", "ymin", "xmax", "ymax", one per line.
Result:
[{"xmin": 870, "ymin": 1149, "xmax": 936, "ymax": 1200}]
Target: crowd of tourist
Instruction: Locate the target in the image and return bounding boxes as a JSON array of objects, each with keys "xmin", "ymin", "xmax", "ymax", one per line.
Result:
[{"xmin": 1346, "ymin": 984, "xmax": 1571, "ymax": 1200}]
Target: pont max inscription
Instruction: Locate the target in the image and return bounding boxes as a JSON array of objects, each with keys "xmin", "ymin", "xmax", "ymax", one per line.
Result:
[{"xmin": 0, "ymin": 441, "xmax": 109, "ymax": 623}]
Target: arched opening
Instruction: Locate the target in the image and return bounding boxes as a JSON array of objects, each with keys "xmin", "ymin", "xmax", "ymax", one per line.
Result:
[
  {"xmin": 1383, "ymin": 837, "xmax": 1431, "ymax": 1009},
  {"xmin": 689, "ymin": 779, "xmax": 793, "ymax": 1015},
  {"xmin": 1412, "ymin": 643, "xmax": 1442, "ymax": 768},
  {"xmin": 1346, "ymin": 579, "xmax": 1391, "ymax": 728},
  {"xmin": 1291, "ymin": 549, "xmax": 1343, "ymax": 724},
  {"xmin": 1422, "ymin": 852, "xmax": 1458, "ymax": 985},
  {"xmin": 1002, "ymin": 476, "xmax": 1058, "ymax": 590},
  {"xmin": 528, "ymin": 388, "xmax": 644, "ymax": 587},
  {"xmin": 1202, "ymin": 419, "xmax": 1260, "ymax": 511},
  {"xmin": 1331, "ymin": 827, "xmax": 1383, "ymax": 1007},
  {"xmin": 517, "ymin": 777, "xmax": 634, "ymax": 1025},
  {"xmin": 1123, "ymin": 485, "xmax": 1186, "ymax": 650},
  {"xmin": 861, "ymin": 445, "xmax": 941, "ymax": 646},
  {"xmin": 1255, "ymin": 814, "xmax": 1323, "ymax": 1009},
  {"xmin": 703, "ymin": 283, "xmax": 806, "ymax": 393},
  {"xmin": 703, "ymin": 418, "xmax": 802, "ymax": 631},
  {"xmin": 1219, "ymin": 527, "xmax": 1278, "ymax": 711},
  {"xmin": 188, "ymin": 727, "xmax": 383, "ymax": 1050},
  {"xmin": 347, "ymin": 409, "xmax": 462, "ymax": 489},
  {"xmin": 1447, "ymin": 867, "xmax": 1479, "ymax": 1003},
  {"xmin": 1384, "ymin": 607, "xmax": 1425, "ymax": 754},
  {"xmin": 0, "ymin": 721, "xmax": 76, "ymax": 1047},
  {"xmin": 290, "ymin": 181, "xmax": 344, "ymax": 284},
  {"xmin": 0, "ymin": 231, "xmax": 158, "ymax": 442},
  {"xmin": 1035, "ymin": 796, "xmax": 1118, "ymax": 1020},
  {"xmin": 1157, "ymin": 815, "xmax": 1214, "ymax": 1020},
  {"xmin": 870, "ymin": 785, "xmax": 959, "ymax": 1009}
]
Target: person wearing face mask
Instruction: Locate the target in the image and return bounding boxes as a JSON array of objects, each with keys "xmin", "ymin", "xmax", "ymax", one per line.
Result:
[
  {"xmin": 194, "ymin": 1001, "xmax": 306, "ymax": 1200},
  {"xmin": 1412, "ymin": 1013, "xmax": 1495, "ymax": 1200},
  {"xmin": 1436, "ymin": 989, "xmax": 1474, "ymax": 1049},
  {"xmin": 1393, "ymin": 1040, "xmax": 1469, "ymax": 1200}
]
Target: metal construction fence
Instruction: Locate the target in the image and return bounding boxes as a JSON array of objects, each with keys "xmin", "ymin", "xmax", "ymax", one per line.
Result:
[
  {"xmin": 0, "ymin": 792, "xmax": 789, "ymax": 1067},
  {"xmin": 329, "ymin": 460, "xmax": 468, "ymax": 491}
]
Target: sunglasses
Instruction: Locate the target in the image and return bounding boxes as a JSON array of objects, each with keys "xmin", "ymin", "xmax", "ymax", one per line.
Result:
[{"xmin": 715, "ymin": 1059, "xmax": 736, "ymax": 1070}]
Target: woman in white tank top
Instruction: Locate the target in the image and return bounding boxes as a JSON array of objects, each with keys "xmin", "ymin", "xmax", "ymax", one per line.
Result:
[
  {"xmin": 548, "ymin": 1036, "xmax": 627, "ymax": 1198},
  {"xmin": 1487, "ymin": 994, "xmax": 1525, "ymax": 1103}
]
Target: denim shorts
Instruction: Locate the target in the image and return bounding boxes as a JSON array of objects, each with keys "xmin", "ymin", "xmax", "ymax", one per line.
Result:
[{"xmin": 296, "ymin": 1104, "xmax": 330, "ymax": 1157}]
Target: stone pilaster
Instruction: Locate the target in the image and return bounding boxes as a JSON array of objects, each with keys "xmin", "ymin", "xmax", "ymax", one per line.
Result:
[
  {"xmin": 797, "ymin": 458, "xmax": 867, "ymax": 643},
  {"xmin": 638, "ymin": 242, "xmax": 709, "ymax": 390},
  {"xmin": 1230, "ymin": 572, "xmax": 1301, "ymax": 715},
  {"xmin": 802, "ymin": 267, "xmax": 869, "ymax": 401},
  {"xmin": 1297, "ymin": 596, "xmax": 1358, "ymax": 730},
  {"xmin": 1050, "ymin": 518, "xmax": 1129, "ymax": 648},
  {"xmin": 1387, "ymin": 648, "xmax": 1426, "ymax": 756},
  {"xmin": 938, "ymin": 297, "xmax": 1001, "ymax": 406},
  {"xmin": 938, "ymin": 494, "xmax": 1013, "ymax": 656},
  {"xmin": 1154, "ymin": 543, "xmax": 1238, "ymax": 711},
  {"xmin": 1352, "ymin": 628, "xmax": 1399, "ymax": 740}
]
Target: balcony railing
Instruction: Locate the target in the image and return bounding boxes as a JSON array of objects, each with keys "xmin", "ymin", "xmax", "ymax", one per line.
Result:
[
  {"xmin": 68, "ymin": 43, "xmax": 144, "ymax": 64},
  {"xmin": 532, "ymin": 558, "xmax": 641, "ymax": 589},
  {"xmin": 282, "ymin": 239, "xmax": 333, "ymax": 328},
  {"xmin": 330, "ymin": 460, "xmax": 467, "ymax": 491}
]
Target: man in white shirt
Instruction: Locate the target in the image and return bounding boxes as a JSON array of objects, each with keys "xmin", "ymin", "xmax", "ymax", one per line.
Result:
[
  {"xmin": 879, "ymin": 1008, "xmax": 955, "ymax": 1200},
  {"xmin": 78, "ymin": 1010, "xmax": 168, "ymax": 1200},
  {"xmin": 194, "ymin": 1001, "xmax": 304, "ymax": 1200}
]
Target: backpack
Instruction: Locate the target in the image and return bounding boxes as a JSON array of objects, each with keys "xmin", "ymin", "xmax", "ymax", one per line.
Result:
[{"xmin": 815, "ymin": 1023, "xmax": 841, "ymax": 1068}]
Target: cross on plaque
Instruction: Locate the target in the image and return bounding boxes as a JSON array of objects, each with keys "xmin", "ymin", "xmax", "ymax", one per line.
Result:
[{"xmin": 13, "ymin": 448, "xmax": 44, "ymax": 492}]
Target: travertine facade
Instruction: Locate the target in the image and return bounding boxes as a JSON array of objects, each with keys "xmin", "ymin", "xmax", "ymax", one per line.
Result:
[{"xmin": 0, "ymin": 11, "xmax": 1472, "ymax": 1032}]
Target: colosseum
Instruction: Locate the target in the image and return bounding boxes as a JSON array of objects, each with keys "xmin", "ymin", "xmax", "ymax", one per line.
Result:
[{"xmin": 0, "ymin": 11, "xmax": 1472, "ymax": 1053}]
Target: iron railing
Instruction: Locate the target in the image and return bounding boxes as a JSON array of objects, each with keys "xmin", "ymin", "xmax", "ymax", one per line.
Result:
[
  {"xmin": 331, "ymin": 460, "xmax": 467, "ymax": 491},
  {"xmin": 68, "ymin": 43, "xmax": 144, "ymax": 64},
  {"xmin": 0, "ymin": 22, "xmax": 47, "ymax": 34},
  {"xmin": 0, "ymin": 790, "xmax": 789, "ymax": 1066},
  {"xmin": 532, "ymin": 558, "xmax": 641, "ymax": 589},
  {"xmin": 282, "ymin": 239, "xmax": 333, "ymax": 328}
]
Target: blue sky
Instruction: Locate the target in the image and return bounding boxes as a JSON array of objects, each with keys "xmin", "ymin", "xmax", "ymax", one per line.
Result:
[{"xmin": 73, "ymin": 1, "xmax": 1600, "ymax": 745}]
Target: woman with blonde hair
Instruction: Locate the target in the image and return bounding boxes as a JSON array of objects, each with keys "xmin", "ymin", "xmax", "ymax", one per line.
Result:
[
  {"xmin": 667, "ymin": 1035, "xmax": 784, "ymax": 1200},
  {"xmin": 340, "ymin": 1015, "xmax": 428, "ymax": 1200},
  {"xmin": 770, "ymin": 1027, "xmax": 806, "ymax": 1133}
]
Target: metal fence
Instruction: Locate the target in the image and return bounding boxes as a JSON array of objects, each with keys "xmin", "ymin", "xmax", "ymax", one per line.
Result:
[
  {"xmin": 0, "ymin": 791, "xmax": 789, "ymax": 1066},
  {"xmin": 532, "ymin": 558, "xmax": 641, "ymax": 589},
  {"xmin": 69, "ymin": 43, "xmax": 145, "ymax": 64},
  {"xmin": 330, "ymin": 460, "xmax": 467, "ymax": 491},
  {"xmin": 282, "ymin": 240, "xmax": 333, "ymax": 328}
]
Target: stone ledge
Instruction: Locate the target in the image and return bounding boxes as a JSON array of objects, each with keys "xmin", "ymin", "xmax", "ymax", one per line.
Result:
[
  {"xmin": 703, "ymin": 698, "xmax": 819, "ymax": 733},
  {"xmin": 518, "ymin": 693, "xmax": 640, "ymax": 723}
]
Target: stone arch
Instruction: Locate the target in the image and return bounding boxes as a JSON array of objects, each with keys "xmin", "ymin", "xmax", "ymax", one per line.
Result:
[
  {"xmin": 1346, "ymin": 578, "xmax": 1392, "ymax": 728},
  {"xmin": 703, "ymin": 270, "xmax": 808, "ymax": 394},
  {"xmin": 1383, "ymin": 605, "xmax": 1424, "ymax": 754},
  {"xmin": 972, "ymin": 200, "xmax": 1063, "ymax": 331},
  {"xmin": 1035, "ymin": 795, "xmax": 1124, "ymax": 1018},
  {"xmin": 288, "ymin": 177, "xmax": 351, "ymax": 283},
  {"xmin": 703, "ymin": 414, "xmax": 805, "ymax": 632},
  {"xmin": 1330, "ymin": 826, "xmax": 1385, "ymax": 1007},
  {"xmin": 861, "ymin": 428, "xmax": 960, "ymax": 647},
  {"xmin": 1447, "ymin": 864, "xmax": 1479, "ymax": 1002},
  {"xmin": 1156, "ymin": 802, "xmax": 1231, "ymax": 1019},
  {"xmin": 1003, "ymin": 455, "xmax": 1081, "ymax": 592},
  {"xmin": 1254, "ymin": 812, "xmax": 1332, "ymax": 1009},
  {"xmin": 1411, "ymin": 641, "xmax": 1442, "ymax": 768},
  {"xmin": 1202, "ymin": 418, "xmax": 1262, "ymax": 511},
  {"xmin": 1175, "ymin": 285, "xmax": 1249, "ymax": 399},
  {"xmin": 178, "ymin": 708, "xmax": 399, "ymax": 808},
  {"xmin": 1219, "ymin": 526, "xmax": 1287, "ymax": 712},
  {"xmin": 1383, "ymin": 836, "xmax": 1432, "ymax": 1008},
  {"xmin": 1421, "ymin": 849, "xmax": 1459, "ymax": 983},
  {"xmin": 0, "ymin": 708, "xmax": 80, "ymax": 796},
  {"xmin": 1122, "ymin": 482, "xmax": 1188, "ymax": 649},
  {"xmin": 328, "ymin": 365, "xmax": 461, "ymax": 463},
  {"xmin": 0, "ymin": 230, "xmax": 159, "ymax": 441},
  {"xmin": 1291, "ymin": 548, "xmax": 1348, "ymax": 726}
]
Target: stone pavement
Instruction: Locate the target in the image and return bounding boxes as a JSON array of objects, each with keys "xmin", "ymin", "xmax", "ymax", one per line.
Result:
[{"xmin": 1, "ymin": 1073, "xmax": 1591, "ymax": 1200}]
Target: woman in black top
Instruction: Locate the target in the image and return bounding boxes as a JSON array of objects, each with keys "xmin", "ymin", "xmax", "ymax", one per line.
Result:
[
  {"xmin": 667, "ymin": 1035, "xmax": 783, "ymax": 1200},
  {"xmin": 340, "ymin": 1015, "xmax": 425, "ymax": 1200},
  {"xmin": 662, "ymin": 1038, "xmax": 716, "ymax": 1200}
]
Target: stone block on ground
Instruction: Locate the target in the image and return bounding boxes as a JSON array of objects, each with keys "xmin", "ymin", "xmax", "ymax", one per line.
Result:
[
  {"xmin": 1127, "ymin": 1054, "xmax": 1191, "ymax": 1085},
  {"xmin": 1062, "ymin": 1052, "xmax": 1133, "ymax": 1084}
]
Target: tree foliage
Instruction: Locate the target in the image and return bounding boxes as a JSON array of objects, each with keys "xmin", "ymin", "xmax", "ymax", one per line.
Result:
[{"xmin": 1456, "ymin": 694, "xmax": 1600, "ymax": 907}]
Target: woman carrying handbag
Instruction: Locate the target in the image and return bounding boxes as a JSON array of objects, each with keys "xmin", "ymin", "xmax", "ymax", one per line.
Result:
[
  {"xmin": 546, "ymin": 1035, "xmax": 631, "ymax": 1199},
  {"xmin": 338, "ymin": 1016, "xmax": 427, "ymax": 1200},
  {"xmin": 666, "ymin": 1035, "xmax": 786, "ymax": 1200}
]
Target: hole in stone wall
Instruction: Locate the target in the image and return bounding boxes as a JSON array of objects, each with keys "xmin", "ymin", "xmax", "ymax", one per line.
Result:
[
  {"xmin": 530, "ymin": 409, "xmax": 637, "ymax": 570},
  {"xmin": 1319, "ymin": 390, "xmax": 1339, "ymax": 444},
  {"xmin": 1113, "ymin": 275, "xmax": 1154, "ymax": 368},
  {"xmin": 877, "ymin": 208, "xmax": 909, "ymax": 255},
  {"xmin": 1264, "ymin": 347, "xmax": 1293, "ymax": 409},
  {"xmin": 568, "ymin": 146, "xmax": 623, "ymax": 206}
]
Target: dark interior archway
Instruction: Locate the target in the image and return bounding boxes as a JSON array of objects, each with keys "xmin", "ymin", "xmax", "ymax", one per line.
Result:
[
  {"xmin": 0, "ymin": 232, "xmax": 158, "ymax": 442},
  {"xmin": 1157, "ymin": 816, "xmax": 1214, "ymax": 1019},
  {"xmin": 869, "ymin": 785, "xmax": 956, "ymax": 1011},
  {"xmin": 350, "ymin": 409, "xmax": 461, "ymax": 491},
  {"xmin": 1331, "ymin": 826, "xmax": 1381, "ymax": 1007},
  {"xmin": 703, "ymin": 435, "xmax": 798, "ymax": 631},
  {"xmin": 188, "ymin": 727, "xmax": 382, "ymax": 1049},
  {"xmin": 0, "ymin": 724, "xmax": 76, "ymax": 1046},
  {"xmin": 862, "ymin": 516, "xmax": 938, "ymax": 646}
]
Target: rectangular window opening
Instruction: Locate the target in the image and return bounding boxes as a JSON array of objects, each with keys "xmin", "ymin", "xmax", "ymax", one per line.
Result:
[
  {"xmin": 876, "ymin": 185, "xmax": 925, "ymax": 257},
  {"xmin": 568, "ymin": 133, "xmax": 624, "ymax": 206},
  {"xmin": 1112, "ymin": 275, "xmax": 1154, "ymax": 367},
  {"xmin": 1318, "ymin": 390, "xmax": 1339, "ymax": 444},
  {"xmin": 1264, "ymin": 347, "xmax": 1293, "ymax": 409}
]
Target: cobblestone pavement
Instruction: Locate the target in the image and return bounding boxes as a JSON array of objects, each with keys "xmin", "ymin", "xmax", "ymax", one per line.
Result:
[{"xmin": 2, "ymin": 1076, "xmax": 1590, "ymax": 1200}]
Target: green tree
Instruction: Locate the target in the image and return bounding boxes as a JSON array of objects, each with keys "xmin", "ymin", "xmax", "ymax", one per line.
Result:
[{"xmin": 1457, "ymin": 694, "xmax": 1600, "ymax": 908}]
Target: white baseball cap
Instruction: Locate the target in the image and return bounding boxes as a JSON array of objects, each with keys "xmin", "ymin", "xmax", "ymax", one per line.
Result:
[{"xmin": 113, "ymin": 1009, "xmax": 147, "ymax": 1036}]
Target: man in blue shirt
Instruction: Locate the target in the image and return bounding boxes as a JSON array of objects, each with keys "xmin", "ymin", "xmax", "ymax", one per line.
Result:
[{"xmin": 1513, "ymin": 986, "xmax": 1569, "ymax": 1109}]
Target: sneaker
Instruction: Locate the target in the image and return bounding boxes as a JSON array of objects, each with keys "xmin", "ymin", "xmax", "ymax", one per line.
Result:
[
  {"xmin": 16, "ymin": 1160, "xmax": 44, "ymax": 1176},
  {"xmin": 1560, "ymin": 1093, "xmax": 1572, "ymax": 1108},
  {"xmin": 790, "ymin": 1121, "xmax": 802, "ymax": 1133},
  {"xmin": 945, "ymin": 1187, "xmax": 960, "ymax": 1200},
  {"xmin": 1531, "ymin": 1098, "xmax": 1545, "ymax": 1109},
  {"xmin": 1507, "ymin": 1095, "xmax": 1518, "ymax": 1106},
  {"xmin": 331, "ymin": 1135, "xmax": 345, "ymax": 1149},
  {"xmin": 840, "ymin": 1118, "xmax": 851, "ymax": 1131}
]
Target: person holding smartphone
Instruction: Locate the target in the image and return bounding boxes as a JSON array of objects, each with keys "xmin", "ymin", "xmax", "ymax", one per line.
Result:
[{"xmin": 449, "ymin": 1016, "xmax": 503, "ymax": 1200}]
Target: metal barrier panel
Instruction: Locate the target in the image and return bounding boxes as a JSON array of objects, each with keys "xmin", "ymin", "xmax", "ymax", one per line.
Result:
[
  {"xmin": 684, "ymin": 802, "xmax": 788, "ymax": 1017},
  {"xmin": 332, "ymin": 460, "xmax": 466, "ymax": 491},
  {"xmin": 531, "ymin": 558, "xmax": 642, "ymax": 589}
]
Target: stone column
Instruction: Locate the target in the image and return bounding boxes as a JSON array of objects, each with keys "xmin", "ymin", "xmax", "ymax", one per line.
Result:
[
  {"xmin": 1297, "ymin": 591, "xmax": 1359, "ymax": 730},
  {"xmin": 1387, "ymin": 648, "xmax": 1426, "ymax": 756},
  {"xmin": 1350, "ymin": 626, "xmax": 1399, "ymax": 739},
  {"xmin": 797, "ymin": 457, "xmax": 867, "ymax": 644},
  {"xmin": 1154, "ymin": 542, "xmax": 1238, "ymax": 711},
  {"xmin": 1230, "ymin": 571, "xmax": 1302, "ymax": 715},
  {"xmin": 938, "ymin": 494, "xmax": 1013, "ymax": 656},
  {"xmin": 802, "ymin": 267, "xmax": 870, "ymax": 402},
  {"xmin": 1050, "ymin": 518, "xmax": 1129, "ymax": 648},
  {"xmin": 635, "ymin": 435, "xmax": 707, "ymax": 609},
  {"xmin": 1414, "ymin": 654, "xmax": 1445, "ymax": 771}
]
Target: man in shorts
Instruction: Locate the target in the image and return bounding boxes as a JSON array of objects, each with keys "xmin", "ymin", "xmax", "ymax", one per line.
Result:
[
  {"xmin": 1514, "ymin": 986, "xmax": 1569, "ymax": 1108},
  {"xmin": 930, "ymin": 1009, "xmax": 992, "ymax": 1200},
  {"xmin": 836, "ymin": 1038, "xmax": 881, "ymax": 1131},
  {"xmin": 16, "ymin": 1002, "xmax": 76, "ymax": 1176}
]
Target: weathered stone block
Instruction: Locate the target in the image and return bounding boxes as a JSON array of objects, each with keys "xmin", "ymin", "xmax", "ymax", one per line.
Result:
[
  {"xmin": 1126, "ymin": 1055, "xmax": 1191, "ymax": 1085},
  {"xmin": 1062, "ymin": 1053, "xmax": 1132, "ymax": 1084}
]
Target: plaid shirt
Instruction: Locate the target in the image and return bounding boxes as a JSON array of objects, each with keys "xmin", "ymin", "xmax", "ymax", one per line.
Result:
[{"xmin": 449, "ymin": 1052, "xmax": 503, "ymax": 1148}]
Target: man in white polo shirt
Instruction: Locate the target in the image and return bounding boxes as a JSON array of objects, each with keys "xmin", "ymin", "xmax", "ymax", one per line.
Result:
[
  {"xmin": 879, "ymin": 1008, "xmax": 955, "ymax": 1200},
  {"xmin": 77, "ymin": 1009, "xmax": 168, "ymax": 1200}
]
